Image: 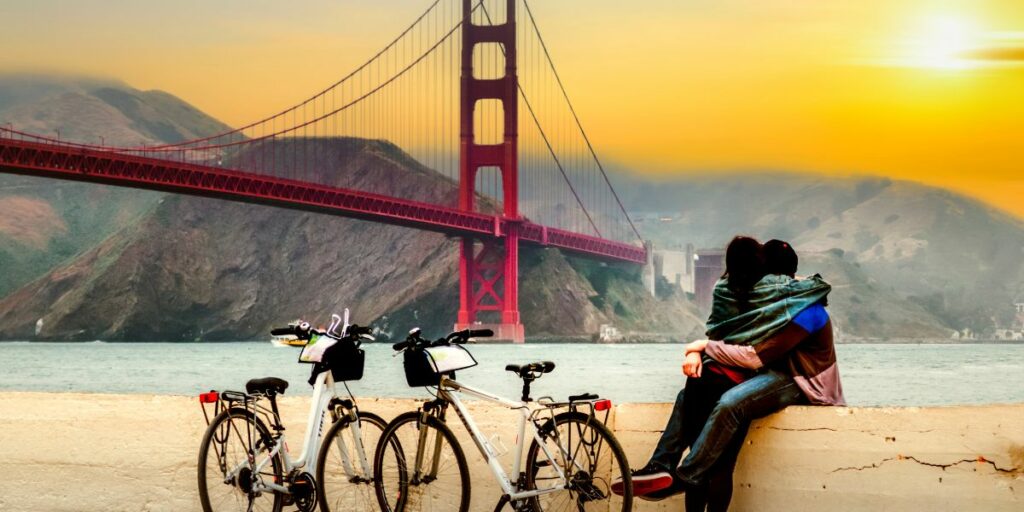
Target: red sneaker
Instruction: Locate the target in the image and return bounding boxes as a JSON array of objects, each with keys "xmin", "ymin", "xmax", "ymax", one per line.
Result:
[{"xmin": 610, "ymin": 463, "xmax": 674, "ymax": 499}]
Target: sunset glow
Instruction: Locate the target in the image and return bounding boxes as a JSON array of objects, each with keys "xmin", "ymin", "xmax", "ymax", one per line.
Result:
[{"xmin": 1, "ymin": 0, "xmax": 1023, "ymax": 217}]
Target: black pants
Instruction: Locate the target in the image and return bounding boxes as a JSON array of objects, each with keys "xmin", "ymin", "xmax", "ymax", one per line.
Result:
[{"xmin": 650, "ymin": 369, "xmax": 748, "ymax": 512}]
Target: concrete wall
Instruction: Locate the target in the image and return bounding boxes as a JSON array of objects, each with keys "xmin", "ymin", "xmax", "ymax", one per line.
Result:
[{"xmin": 0, "ymin": 392, "xmax": 1020, "ymax": 511}]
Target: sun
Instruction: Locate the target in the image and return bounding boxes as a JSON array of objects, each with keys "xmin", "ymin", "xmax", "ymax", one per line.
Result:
[{"xmin": 903, "ymin": 15, "xmax": 979, "ymax": 70}]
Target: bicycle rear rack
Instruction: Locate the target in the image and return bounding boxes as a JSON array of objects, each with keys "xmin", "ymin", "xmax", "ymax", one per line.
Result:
[
  {"xmin": 534, "ymin": 393, "xmax": 614, "ymax": 427},
  {"xmin": 198, "ymin": 389, "xmax": 280, "ymax": 431}
]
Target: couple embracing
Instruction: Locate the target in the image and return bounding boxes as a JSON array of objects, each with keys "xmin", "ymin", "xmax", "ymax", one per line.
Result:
[{"xmin": 613, "ymin": 236, "xmax": 845, "ymax": 511}]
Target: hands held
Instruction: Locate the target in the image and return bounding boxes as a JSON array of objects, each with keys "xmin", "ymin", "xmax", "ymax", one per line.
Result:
[{"xmin": 681, "ymin": 339, "xmax": 710, "ymax": 378}]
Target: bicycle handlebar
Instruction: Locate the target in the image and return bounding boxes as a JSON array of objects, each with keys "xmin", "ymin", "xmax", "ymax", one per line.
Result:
[
  {"xmin": 392, "ymin": 327, "xmax": 495, "ymax": 352},
  {"xmin": 271, "ymin": 320, "xmax": 373, "ymax": 343}
]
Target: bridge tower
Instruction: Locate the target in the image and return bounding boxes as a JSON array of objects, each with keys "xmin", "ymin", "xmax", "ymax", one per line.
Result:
[{"xmin": 456, "ymin": 0, "xmax": 525, "ymax": 343}]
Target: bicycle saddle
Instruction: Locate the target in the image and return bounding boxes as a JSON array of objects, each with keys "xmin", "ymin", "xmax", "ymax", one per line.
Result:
[
  {"xmin": 505, "ymin": 361, "xmax": 556, "ymax": 378},
  {"xmin": 246, "ymin": 377, "xmax": 289, "ymax": 396}
]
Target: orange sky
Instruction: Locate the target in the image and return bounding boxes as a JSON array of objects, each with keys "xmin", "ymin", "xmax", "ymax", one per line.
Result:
[{"xmin": 1, "ymin": 0, "xmax": 1022, "ymax": 217}]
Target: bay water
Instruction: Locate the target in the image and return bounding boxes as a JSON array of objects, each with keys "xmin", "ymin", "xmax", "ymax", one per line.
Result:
[{"xmin": 1, "ymin": 342, "xmax": 1022, "ymax": 406}]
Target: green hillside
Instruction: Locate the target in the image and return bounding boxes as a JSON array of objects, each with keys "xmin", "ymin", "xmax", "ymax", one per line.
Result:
[{"xmin": 0, "ymin": 75, "xmax": 232, "ymax": 297}]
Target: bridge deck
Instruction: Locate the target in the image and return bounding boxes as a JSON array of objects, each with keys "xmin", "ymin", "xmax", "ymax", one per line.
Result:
[{"xmin": 0, "ymin": 138, "xmax": 645, "ymax": 264}]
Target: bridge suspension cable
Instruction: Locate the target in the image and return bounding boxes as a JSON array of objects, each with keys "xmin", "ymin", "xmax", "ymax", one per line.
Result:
[{"xmin": 0, "ymin": 0, "xmax": 642, "ymax": 247}]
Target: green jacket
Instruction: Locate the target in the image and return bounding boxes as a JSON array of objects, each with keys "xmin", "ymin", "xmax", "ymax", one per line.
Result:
[{"xmin": 705, "ymin": 274, "xmax": 832, "ymax": 346}]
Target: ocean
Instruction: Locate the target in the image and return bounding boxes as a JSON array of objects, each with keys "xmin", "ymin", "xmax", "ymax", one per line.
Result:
[{"xmin": 1, "ymin": 342, "xmax": 1022, "ymax": 406}]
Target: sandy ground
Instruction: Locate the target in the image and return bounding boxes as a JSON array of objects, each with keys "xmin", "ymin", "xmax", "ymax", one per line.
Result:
[{"xmin": 0, "ymin": 392, "xmax": 1020, "ymax": 511}]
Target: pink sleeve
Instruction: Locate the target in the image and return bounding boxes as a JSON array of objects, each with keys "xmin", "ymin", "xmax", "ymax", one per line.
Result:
[{"xmin": 705, "ymin": 340, "xmax": 764, "ymax": 370}]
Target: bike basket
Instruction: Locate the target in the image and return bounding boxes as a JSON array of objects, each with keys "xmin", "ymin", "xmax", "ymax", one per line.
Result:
[
  {"xmin": 323, "ymin": 341, "xmax": 365, "ymax": 382},
  {"xmin": 403, "ymin": 345, "xmax": 477, "ymax": 387}
]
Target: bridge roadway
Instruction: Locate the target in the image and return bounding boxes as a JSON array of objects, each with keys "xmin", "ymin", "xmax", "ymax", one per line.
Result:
[{"xmin": 0, "ymin": 137, "xmax": 646, "ymax": 264}]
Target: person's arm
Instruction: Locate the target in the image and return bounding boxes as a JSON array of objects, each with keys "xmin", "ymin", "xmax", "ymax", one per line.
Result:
[{"xmin": 704, "ymin": 304, "xmax": 829, "ymax": 370}]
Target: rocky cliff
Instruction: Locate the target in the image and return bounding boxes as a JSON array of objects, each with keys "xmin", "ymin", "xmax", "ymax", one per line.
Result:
[{"xmin": 0, "ymin": 131, "xmax": 698, "ymax": 341}]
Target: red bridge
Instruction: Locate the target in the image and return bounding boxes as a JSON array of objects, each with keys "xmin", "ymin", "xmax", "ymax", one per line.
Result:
[{"xmin": 0, "ymin": 0, "xmax": 646, "ymax": 343}]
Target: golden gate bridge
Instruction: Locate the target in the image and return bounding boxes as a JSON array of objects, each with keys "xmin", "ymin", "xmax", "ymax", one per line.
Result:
[{"xmin": 0, "ymin": 0, "xmax": 646, "ymax": 343}]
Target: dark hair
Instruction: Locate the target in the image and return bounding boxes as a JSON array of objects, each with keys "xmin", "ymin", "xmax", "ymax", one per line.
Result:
[
  {"xmin": 723, "ymin": 236, "xmax": 764, "ymax": 294},
  {"xmin": 763, "ymin": 239, "xmax": 798, "ymax": 277}
]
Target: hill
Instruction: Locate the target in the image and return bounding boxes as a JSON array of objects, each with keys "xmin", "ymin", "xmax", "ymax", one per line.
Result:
[
  {"xmin": 3, "ymin": 74, "xmax": 1021, "ymax": 341},
  {"xmin": 0, "ymin": 76, "xmax": 700, "ymax": 341},
  {"xmin": 614, "ymin": 172, "xmax": 1024, "ymax": 338},
  {"xmin": 0, "ymin": 75, "xmax": 238, "ymax": 297}
]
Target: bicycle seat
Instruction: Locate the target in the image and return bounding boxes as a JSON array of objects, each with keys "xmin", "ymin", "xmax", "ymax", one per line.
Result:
[
  {"xmin": 505, "ymin": 361, "xmax": 556, "ymax": 379},
  {"xmin": 246, "ymin": 377, "xmax": 289, "ymax": 396}
]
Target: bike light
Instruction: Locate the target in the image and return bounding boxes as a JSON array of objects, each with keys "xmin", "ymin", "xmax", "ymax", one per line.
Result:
[
  {"xmin": 594, "ymin": 399, "xmax": 611, "ymax": 411},
  {"xmin": 199, "ymin": 391, "xmax": 219, "ymax": 404}
]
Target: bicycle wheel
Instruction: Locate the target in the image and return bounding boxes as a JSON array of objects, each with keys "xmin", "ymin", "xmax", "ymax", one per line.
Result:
[
  {"xmin": 373, "ymin": 411, "xmax": 470, "ymax": 512},
  {"xmin": 316, "ymin": 410, "xmax": 388, "ymax": 512},
  {"xmin": 198, "ymin": 407, "xmax": 284, "ymax": 512},
  {"xmin": 524, "ymin": 411, "xmax": 632, "ymax": 512}
]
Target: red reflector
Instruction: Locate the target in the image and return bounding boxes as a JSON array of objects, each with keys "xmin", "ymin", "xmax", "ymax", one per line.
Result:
[
  {"xmin": 199, "ymin": 391, "xmax": 219, "ymax": 404},
  {"xmin": 594, "ymin": 399, "xmax": 611, "ymax": 411}
]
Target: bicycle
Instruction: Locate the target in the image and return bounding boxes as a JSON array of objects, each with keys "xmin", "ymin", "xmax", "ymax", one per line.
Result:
[
  {"xmin": 196, "ymin": 312, "xmax": 397, "ymax": 512},
  {"xmin": 373, "ymin": 327, "xmax": 633, "ymax": 512}
]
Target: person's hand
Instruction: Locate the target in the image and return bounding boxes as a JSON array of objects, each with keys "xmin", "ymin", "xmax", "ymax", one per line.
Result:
[{"xmin": 682, "ymin": 351, "xmax": 703, "ymax": 378}]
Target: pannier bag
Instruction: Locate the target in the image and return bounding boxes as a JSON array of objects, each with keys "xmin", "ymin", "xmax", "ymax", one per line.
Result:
[{"xmin": 404, "ymin": 345, "xmax": 478, "ymax": 387}]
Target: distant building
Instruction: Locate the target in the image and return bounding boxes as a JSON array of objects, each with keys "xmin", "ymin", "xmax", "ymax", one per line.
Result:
[
  {"xmin": 653, "ymin": 244, "xmax": 696, "ymax": 294},
  {"xmin": 694, "ymin": 249, "xmax": 725, "ymax": 313},
  {"xmin": 650, "ymin": 244, "xmax": 724, "ymax": 312}
]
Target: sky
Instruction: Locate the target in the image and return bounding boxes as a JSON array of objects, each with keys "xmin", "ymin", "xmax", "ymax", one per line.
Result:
[{"xmin": 1, "ymin": 0, "xmax": 1023, "ymax": 217}]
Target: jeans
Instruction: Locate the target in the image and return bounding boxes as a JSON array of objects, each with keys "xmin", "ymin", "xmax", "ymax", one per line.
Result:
[
  {"xmin": 675, "ymin": 369, "xmax": 805, "ymax": 485},
  {"xmin": 649, "ymin": 370, "xmax": 749, "ymax": 512},
  {"xmin": 650, "ymin": 372, "xmax": 741, "ymax": 471}
]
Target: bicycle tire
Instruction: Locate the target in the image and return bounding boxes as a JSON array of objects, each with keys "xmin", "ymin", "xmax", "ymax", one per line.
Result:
[
  {"xmin": 198, "ymin": 407, "xmax": 284, "ymax": 512},
  {"xmin": 524, "ymin": 411, "xmax": 632, "ymax": 512},
  {"xmin": 373, "ymin": 410, "xmax": 471, "ymax": 512},
  {"xmin": 316, "ymin": 410, "xmax": 389, "ymax": 512}
]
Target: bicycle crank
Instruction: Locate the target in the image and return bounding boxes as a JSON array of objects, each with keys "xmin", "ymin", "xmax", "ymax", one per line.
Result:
[{"xmin": 288, "ymin": 472, "xmax": 318, "ymax": 512}]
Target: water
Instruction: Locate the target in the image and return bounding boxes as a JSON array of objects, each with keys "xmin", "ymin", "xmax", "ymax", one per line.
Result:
[{"xmin": 1, "ymin": 342, "xmax": 1022, "ymax": 406}]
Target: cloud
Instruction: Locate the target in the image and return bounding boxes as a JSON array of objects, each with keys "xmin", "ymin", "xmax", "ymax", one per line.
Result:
[
  {"xmin": 961, "ymin": 32, "xmax": 1024, "ymax": 65},
  {"xmin": 963, "ymin": 46, "xmax": 1024, "ymax": 63}
]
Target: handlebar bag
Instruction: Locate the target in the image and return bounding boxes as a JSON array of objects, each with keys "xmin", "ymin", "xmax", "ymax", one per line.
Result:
[
  {"xmin": 403, "ymin": 345, "xmax": 477, "ymax": 387},
  {"xmin": 424, "ymin": 345, "xmax": 477, "ymax": 373},
  {"xmin": 298, "ymin": 334, "xmax": 338, "ymax": 363},
  {"xmin": 322, "ymin": 340, "xmax": 365, "ymax": 382}
]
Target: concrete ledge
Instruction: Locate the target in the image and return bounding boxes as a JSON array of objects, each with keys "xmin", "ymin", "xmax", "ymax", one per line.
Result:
[{"xmin": 0, "ymin": 392, "xmax": 1020, "ymax": 511}]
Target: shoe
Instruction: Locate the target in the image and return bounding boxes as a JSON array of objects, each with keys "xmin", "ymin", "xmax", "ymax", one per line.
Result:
[
  {"xmin": 610, "ymin": 462, "xmax": 674, "ymax": 498},
  {"xmin": 638, "ymin": 475, "xmax": 687, "ymax": 501}
]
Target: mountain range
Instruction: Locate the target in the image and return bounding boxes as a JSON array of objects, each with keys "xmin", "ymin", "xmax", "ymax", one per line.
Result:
[{"xmin": 1, "ymin": 74, "xmax": 1020, "ymax": 341}]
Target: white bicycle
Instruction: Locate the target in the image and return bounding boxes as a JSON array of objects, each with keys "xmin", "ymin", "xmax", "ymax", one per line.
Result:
[
  {"xmin": 374, "ymin": 328, "xmax": 633, "ymax": 512},
  {"xmin": 196, "ymin": 313, "xmax": 396, "ymax": 512}
]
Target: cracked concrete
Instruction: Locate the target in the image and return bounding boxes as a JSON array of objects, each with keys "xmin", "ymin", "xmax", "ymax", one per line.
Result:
[
  {"xmin": 831, "ymin": 454, "xmax": 1019, "ymax": 474},
  {"xmin": 0, "ymin": 393, "xmax": 1021, "ymax": 511}
]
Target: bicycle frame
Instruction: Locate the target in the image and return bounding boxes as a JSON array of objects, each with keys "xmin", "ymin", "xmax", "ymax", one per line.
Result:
[
  {"xmin": 241, "ymin": 370, "xmax": 374, "ymax": 495},
  {"xmin": 412, "ymin": 375, "xmax": 574, "ymax": 502}
]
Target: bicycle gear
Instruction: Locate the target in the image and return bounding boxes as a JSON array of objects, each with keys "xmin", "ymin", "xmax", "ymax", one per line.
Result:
[
  {"xmin": 235, "ymin": 467, "xmax": 254, "ymax": 494},
  {"xmin": 571, "ymin": 471, "xmax": 608, "ymax": 503},
  {"xmin": 289, "ymin": 472, "xmax": 318, "ymax": 512}
]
